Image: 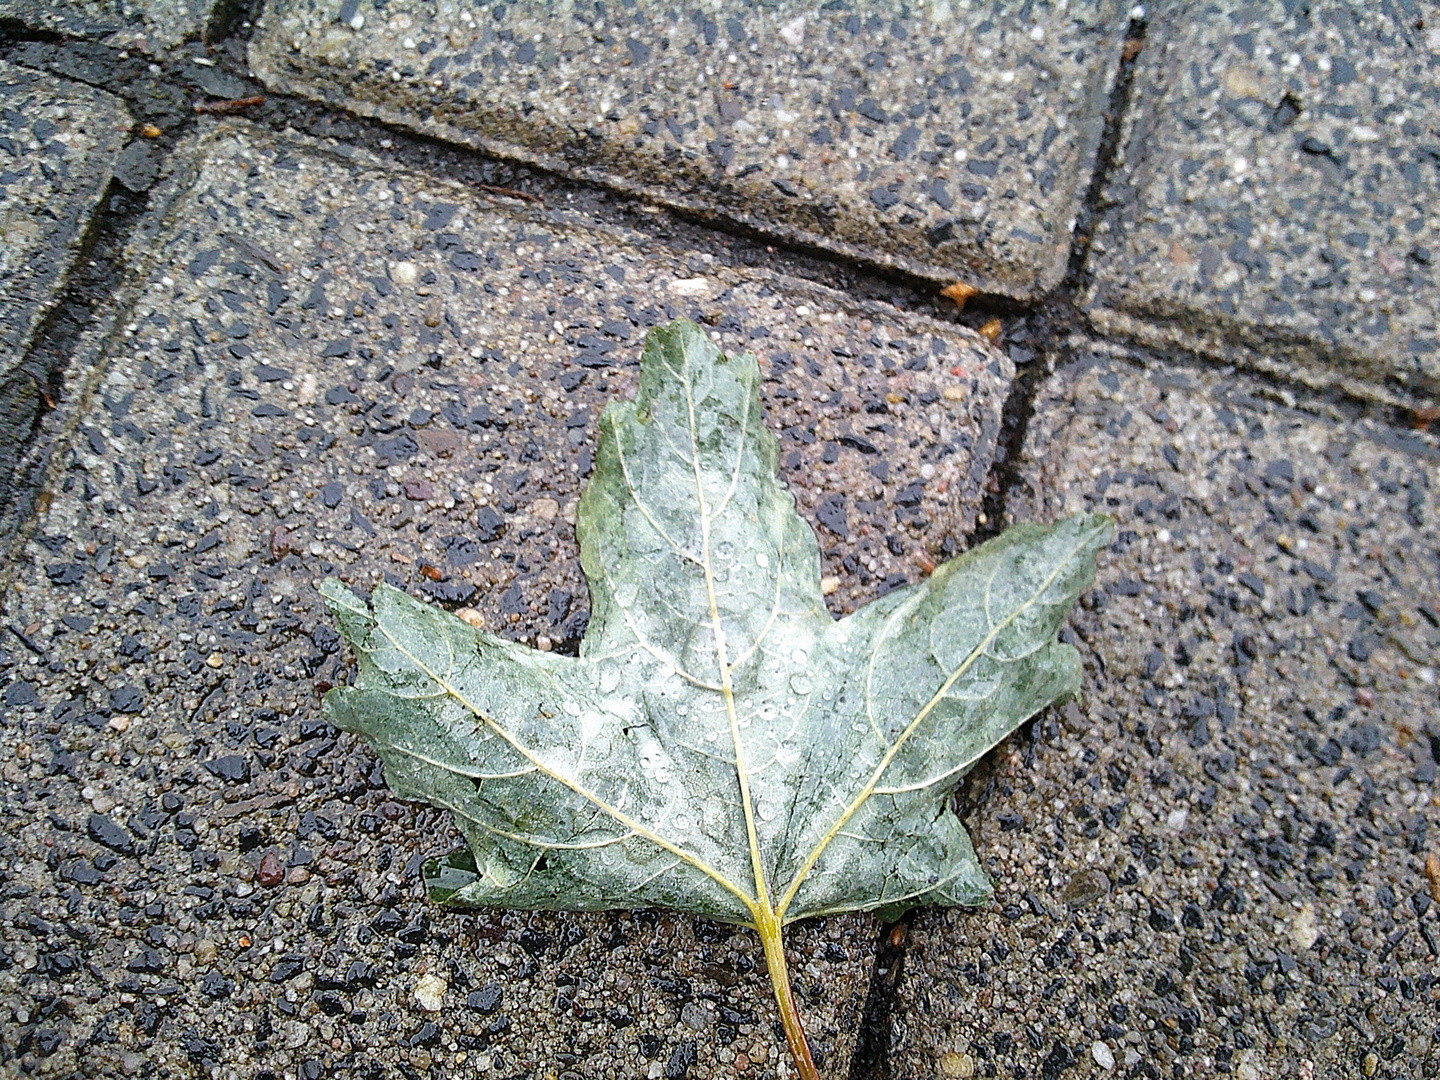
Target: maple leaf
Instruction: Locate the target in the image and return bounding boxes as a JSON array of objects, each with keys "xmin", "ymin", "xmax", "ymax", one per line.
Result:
[{"xmin": 322, "ymin": 319, "xmax": 1110, "ymax": 1077}]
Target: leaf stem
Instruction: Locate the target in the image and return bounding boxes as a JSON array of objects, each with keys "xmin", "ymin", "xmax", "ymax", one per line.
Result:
[{"xmin": 757, "ymin": 910, "xmax": 820, "ymax": 1080}]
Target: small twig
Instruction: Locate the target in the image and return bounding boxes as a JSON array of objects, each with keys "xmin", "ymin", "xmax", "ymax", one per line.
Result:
[
  {"xmin": 220, "ymin": 231, "xmax": 285, "ymax": 273},
  {"xmin": 477, "ymin": 183, "xmax": 543, "ymax": 204},
  {"xmin": 193, "ymin": 95, "xmax": 266, "ymax": 116},
  {"xmin": 29, "ymin": 374, "xmax": 56, "ymax": 411}
]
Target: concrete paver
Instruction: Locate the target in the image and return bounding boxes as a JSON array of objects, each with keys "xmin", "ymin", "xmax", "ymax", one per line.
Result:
[
  {"xmin": 0, "ymin": 0, "xmax": 231, "ymax": 53},
  {"xmin": 889, "ymin": 351, "xmax": 1440, "ymax": 1078},
  {"xmin": 1085, "ymin": 1, "xmax": 1440, "ymax": 405},
  {"xmin": 5, "ymin": 5, "xmax": 1440, "ymax": 1075},
  {"xmin": 0, "ymin": 61, "xmax": 130, "ymax": 518},
  {"xmin": 250, "ymin": 0, "xmax": 1126, "ymax": 300},
  {"xmin": 0, "ymin": 120, "xmax": 1013, "ymax": 1078}
]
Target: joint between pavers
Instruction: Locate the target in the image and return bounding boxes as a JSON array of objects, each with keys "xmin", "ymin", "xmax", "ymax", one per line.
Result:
[{"xmin": 1063, "ymin": 15, "xmax": 1150, "ymax": 298}]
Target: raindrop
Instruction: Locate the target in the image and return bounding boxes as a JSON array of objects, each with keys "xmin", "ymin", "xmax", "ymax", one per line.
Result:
[
  {"xmin": 789, "ymin": 675, "xmax": 813, "ymax": 696},
  {"xmin": 790, "ymin": 648, "xmax": 808, "ymax": 665},
  {"xmin": 755, "ymin": 552, "xmax": 770, "ymax": 569}
]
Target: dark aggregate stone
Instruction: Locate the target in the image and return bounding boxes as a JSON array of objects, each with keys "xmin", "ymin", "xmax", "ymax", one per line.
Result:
[
  {"xmin": 467, "ymin": 983, "xmax": 503, "ymax": 1014},
  {"xmin": 86, "ymin": 813, "xmax": 134, "ymax": 854},
  {"xmin": 202, "ymin": 754, "xmax": 251, "ymax": 783}
]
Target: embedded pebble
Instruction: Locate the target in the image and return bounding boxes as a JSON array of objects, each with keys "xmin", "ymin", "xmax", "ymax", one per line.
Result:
[
  {"xmin": 1091, "ymin": 1041, "xmax": 1115, "ymax": 1070},
  {"xmin": 414, "ymin": 973, "xmax": 448, "ymax": 1012}
]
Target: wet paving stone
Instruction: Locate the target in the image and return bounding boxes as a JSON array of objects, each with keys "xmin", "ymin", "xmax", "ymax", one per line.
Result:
[
  {"xmin": 0, "ymin": 61, "xmax": 130, "ymax": 510},
  {"xmin": 250, "ymin": 0, "xmax": 1126, "ymax": 300},
  {"xmin": 889, "ymin": 352, "xmax": 1440, "ymax": 1080},
  {"xmin": 1084, "ymin": 2, "xmax": 1440, "ymax": 405},
  {"xmin": 0, "ymin": 120, "xmax": 1013, "ymax": 1078},
  {"xmin": 0, "ymin": 0, "xmax": 230, "ymax": 53}
]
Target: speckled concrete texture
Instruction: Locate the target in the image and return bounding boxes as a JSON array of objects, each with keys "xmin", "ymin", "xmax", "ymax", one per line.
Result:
[
  {"xmin": 888, "ymin": 352, "xmax": 1440, "ymax": 1079},
  {"xmin": 0, "ymin": 120, "xmax": 1015, "ymax": 1079},
  {"xmin": 0, "ymin": 0, "xmax": 233, "ymax": 53},
  {"xmin": 1084, "ymin": 2, "xmax": 1440, "ymax": 406},
  {"xmin": 0, "ymin": 62, "xmax": 130, "ymax": 517},
  {"xmin": 249, "ymin": 0, "xmax": 1125, "ymax": 300}
]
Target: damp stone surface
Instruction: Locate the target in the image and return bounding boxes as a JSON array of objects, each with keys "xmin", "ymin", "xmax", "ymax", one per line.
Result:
[
  {"xmin": 1084, "ymin": 1, "xmax": 1440, "ymax": 406},
  {"xmin": 0, "ymin": 61, "xmax": 130, "ymax": 524},
  {"xmin": 0, "ymin": 119, "xmax": 1015, "ymax": 1079},
  {"xmin": 888, "ymin": 352, "xmax": 1440, "ymax": 1080},
  {"xmin": 0, "ymin": 0, "xmax": 233, "ymax": 53},
  {"xmin": 250, "ymin": 0, "xmax": 1126, "ymax": 300}
]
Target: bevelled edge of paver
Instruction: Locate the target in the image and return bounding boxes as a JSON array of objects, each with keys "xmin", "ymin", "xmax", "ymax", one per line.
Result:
[
  {"xmin": 0, "ymin": 63, "xmax": 132, "ymax": 380},
  {"xmin": 0, "ymin": 117, "xmax": 182, "ymax": 567},
  {"xmin": 0, "ymin": 63, "xmax": 132, "ymax": 538},
  {"xmin": 171, "ymin": 118, "xmax": 1019, "ymax": 367},
  {"xmin": 152, "ymin": 117, "xmax": 1021, "ymax": 398},
  {"xmin": 247, "ymin": 9, "xmax": 1123, "ymax": 301},
  {"xmin": 1, "ymin": 115, "xmax": 1015, "ymax": 586},
  {"xmin": 0, "ymin": 0, "xmax": 236, "ymax": 52},
  {"xmin": 1082, "ymin": 302, "xmax": 1431, "ymax": 413}
]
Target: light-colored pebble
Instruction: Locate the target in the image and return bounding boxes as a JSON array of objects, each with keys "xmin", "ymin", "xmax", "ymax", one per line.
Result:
[{"xmin": 1092, "ymin": 1040, "xmax": 1115, "ymax": 1071}]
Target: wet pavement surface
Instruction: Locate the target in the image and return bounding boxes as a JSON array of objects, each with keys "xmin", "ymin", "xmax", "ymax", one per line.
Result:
[
  {"xmin": 250, "ymin": 0, "xmax": 1125, "ymax": 301},
  {"xmin": 1084, "ymin": 1, "xmax": 1440, "ymax": 407},
  {"xmin": 0, "ymin": 60, "xmax": 129, "ymax": 510},
  {"xmin": 0, "ymin": 2, "xmax": 1437, "ymax": 1079},
  {"xmin": 891, "ymin": 350, "xmax": 1439, "ymax": 1080},
  {"xmin": 0, "ymin": 122, "xmax": 1007, "ymax": 1079}
]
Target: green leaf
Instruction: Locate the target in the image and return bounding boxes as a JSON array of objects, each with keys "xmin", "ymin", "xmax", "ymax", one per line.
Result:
[{"xmin": 322, "ymin": 318, "xmax": 1109, "ymax": 1076}]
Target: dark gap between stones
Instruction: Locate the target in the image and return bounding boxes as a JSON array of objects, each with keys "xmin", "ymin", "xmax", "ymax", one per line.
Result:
[
  {"xmin": 846, "ymin": 911, "xmax": 915, "ymax": 1080},
  {"xmin": 0, "ymin": 179, "xmax": 153, "ymax": 550},
  {"xmin": 965, "ymin": 17, "xmax": 1150, "ymax": 549},
  {"xmin": 1064, "ymin": 16, "xmax": 1149, "ymax": 295},
  {"xmin": 0, "ymin": 21, "xmax": 69, "ymax": 44},
  {"xmin": 205, "ymin": 0, "xmax": 255, "ymax": 46}
]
